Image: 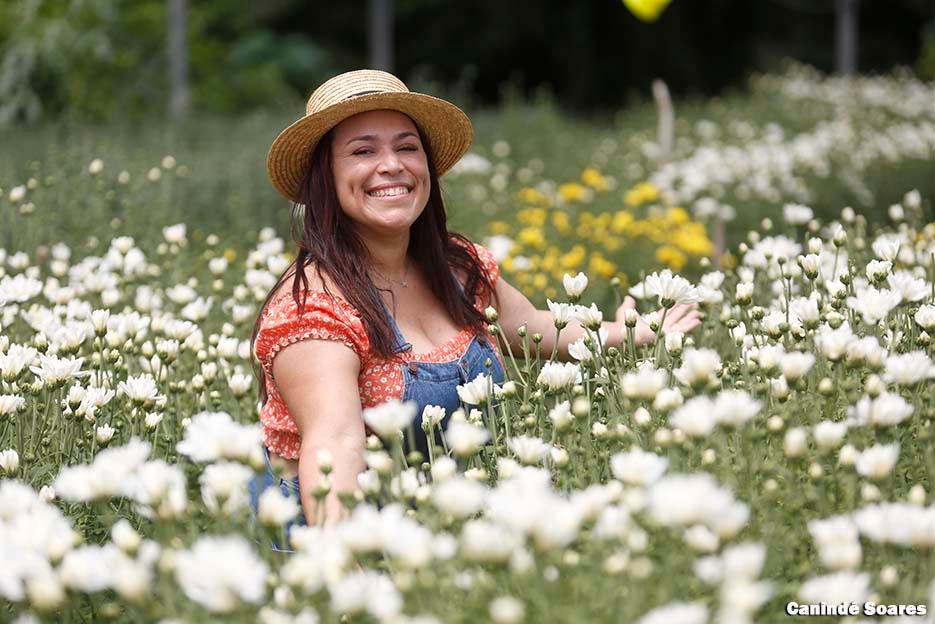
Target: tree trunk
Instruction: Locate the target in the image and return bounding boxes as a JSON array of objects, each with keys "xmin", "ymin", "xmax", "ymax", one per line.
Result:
[
  {"xmin": 835, "ymin": 0, "xmax": 858, "ymax": 75},
  {"xmin": 369, "ymin": 0, "xmax": 394, "ymax": 72},
  {"xmin": 167, "ymin": 0, "xmax": 190, "ymax": 119}
]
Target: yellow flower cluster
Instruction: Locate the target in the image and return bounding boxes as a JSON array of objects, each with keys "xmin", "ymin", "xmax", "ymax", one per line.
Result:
[{"xmin": 497, "ymin": 174, "xmax": 712, "ymax": 297}]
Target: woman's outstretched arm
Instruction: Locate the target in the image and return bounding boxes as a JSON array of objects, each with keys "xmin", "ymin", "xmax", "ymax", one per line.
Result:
[
  {"xmin": 492, "ymin": 276, "xmax": 701, "ymax": 362},
  {"xmin": 272, "ymin": 339, "xmax": 366, "ymax": 527}
]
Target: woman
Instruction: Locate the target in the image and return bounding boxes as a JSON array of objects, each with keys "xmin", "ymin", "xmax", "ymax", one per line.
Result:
[{"xmin": 249, "ymin": 70, "xmax": 700, "ymax": 536}]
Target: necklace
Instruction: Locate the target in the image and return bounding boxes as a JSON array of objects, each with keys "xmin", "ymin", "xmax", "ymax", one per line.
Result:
[{"xmin": 372, "ymin": 259, "xmax": 411, "ymax": 288}]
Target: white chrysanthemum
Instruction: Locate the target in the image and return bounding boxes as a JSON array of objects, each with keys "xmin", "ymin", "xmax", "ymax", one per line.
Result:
[
  {"xmin": 914, "ymin": 304, "xmax": 935, "ymax": 330},
  {"xmin": 174, "ymin": 535, "xmax": 268, "ymax": 613},
  {"xmin": 669, "ymin": 396, "xmax": 717, "ymax": 437},
  {"xmin": 54, "ymin": 438, "xmax": 152, "ymax": 501},
  {"xmin": 562, "ymin": 272, "xmax": 588, "ymax": 298},
  {"xmin": 117, "ymin": 373, "xmax": 163, "ymax": 404},
  {"xmin": 460, "ymin": 519, "xmax": 520, "ymax": 563},
  {"xmin": 712, "ymin": 390, "xmax": 761, "ymax": 428},
  {"xmin": 200, "ymin": 461, "xmax": 254, "ymax": 515},
  {"xmin": 131, "ymin": 460, "xmax": 188, "ymax": 518},
  {"xmin": 432, "ymin": 477, "xmax": 487, "ymax": 518},
  {"xmin": 0, "ymin": 344, "xmax": 38, "ymax": 380},
  {"xmin": 636, "ymin": 601, "xmax": 708, "ymax": 624},
  {"xmin": 0, "ymin": 394, "xmax": 25, "ymax": 415},
  {"xmin": 887, "ymin": 270, "xmax": 928, "ymax": 303},
  {"xmin": 808, "ymin": 515, "xmax": 862, "ymax": 570},
  {"xmin": 610, "ymin": 449, "xmax": 668, "ymax": 486},
  {"xmin": 621, "ymin": 363, "xmax": 668, "ymax": 400},
  {"xmin": 0, "ymin": 274, "xmax": 43, "ymax": 304},
  {"xmin": 673, "ymin": 349, "xmax": 721, "ymax": 387},
  {"xmin": 362, "ymin": 399, "xmax": 416, "ymax": 439},
  {"xmin": 176, "ymin": 411, "xmax": 262, "ymax": 463},
  {"xmin": 536, "ymin": 361, "xmax": 581, "ymax": 392},
  {"xmin": 643, "ymin": 271, "xmax": 701, "ymax": 307},
  {"xmin": 445, "ymin": 421, "xmax": 490, "ymax": 457},
  {"xmin": 855, "ymin": 443, "xmax": 900, "ymax": 480},
  {"xmin": 815, "ymin": 322, "xmax": 855, "ymax": 361},
  {"xmin": 799, "ymin": 571, "xmax": 870, "ymax": 605},
  {"xmin": 162, "ymin": 223, "xmax": 187, "ymax": 244},
  {"xmin": 29, "ymin": 354, "xmax": 87, "ymax": 385},
  {"xmin": 853, "ymin": 502, "xmax": 935, "ymax": 547},
  {"xmin": 783, "ymin": 203, "xmax": 813, "ymax": 225},
  {"xmin": 546, "ymin": 299, "xmax": 574, "ymax": 327},
  {"xmin": 648, "ymin": 473, "xmax": 748, "ymax": 536},
  {"xmin": 257, "ymin": 488, "xmax": 300, "ymax": 528},
  {"xmin": 328, "ymin": 570, "xmax": 402, "ymax": 621},
  {"xmin": 508, "ymin": 436, "xmax": 550, "ymax": 465},
  {"xmin": 848, "ymin": 392, "xmax": 913, "ymax": 427},
  {"xmin": 779, "ymin": 352, "xmax": 815, "ymax": 382},
  {"xmin": 457, "ymin": 373, "xmax": 492, "ymax": 405},
  {"xmin": 812, "ymin": 420, "xmax": 848, "ymax": 450},
  {"xmin": 883, "ymin": 352, "xmax": 935, "ymax": 385},
  {"xmin": 847, "ymin": 286, "xmax": 901, "ymax": 325}
]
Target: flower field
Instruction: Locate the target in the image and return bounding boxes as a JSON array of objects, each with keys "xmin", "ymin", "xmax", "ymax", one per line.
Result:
[{"xmin": 2, "ymin": 65, "xmax": 935, "ymax": 623}]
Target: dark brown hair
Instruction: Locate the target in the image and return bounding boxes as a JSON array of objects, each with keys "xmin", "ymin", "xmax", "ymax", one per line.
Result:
[{"xmin": 252, "ymin": 122, "xmax": 498, "ymax": 404}]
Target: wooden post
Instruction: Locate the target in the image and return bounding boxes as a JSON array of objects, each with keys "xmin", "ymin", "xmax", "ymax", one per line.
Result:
[
  {"xmin": 167, "ymin": 0, "xmax": 190, "ymax": 119},
  {"xmin": 369, "ymin": 0, "xmax": 394, "ymax": 72},
  {"xmin": 652, "ymin": 79, "xmax": 673, "ymax": 162},
  {"xmin": 835, "ymin": 0, "xmax": 858, "ymax": 75}
]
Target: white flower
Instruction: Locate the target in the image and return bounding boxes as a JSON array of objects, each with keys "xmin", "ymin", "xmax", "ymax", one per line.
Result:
[
  {"xmin": 162, "ymin": 223, "xmax": 187, "ymax": 244},
  {"xmin": 460, "ymin": 520, "xmax": 520, "ymax": 563},
  {"xmin": 848, "ymin": 392, "xmax": 913, "ymax": 427},
  {"xmin": 457, "ymin": 373, "xmax": 492, "ymax": 405},
  {"xmin": 489, "ymin": 596, "xmax": 525, "ymax": 624},
  {"xmin": 855, "ymin": 443, "xmax": 900, "ymax": 480},
  {"xmin": 546, "ymin": 299, "xmax": 574, "ymax": 327},
  {"xmin": 670, "ymin": 397, "xmax": 717, "ymax": 437},
  {"xmin": 783, "ymin": 203, "xmax": 813, "ymax": 225},
  {"xmin": 779, "ymin": 352, "xmax": 815, "ymax": 382},
  {"xmin": 914, "ymin": 304, "xmax": 935, "ymax": 330},
  {"xmin": 636, "ymin": 601, "xmax": 708, "ymax": 624},
  {"xmin": 536, "ymin": 361, "xmax": 581, "ymax": 392},
  {"xmin": 200, "ymin": 461, "xmax": 253, "ymax": 514},
  {"xmin": 887, "ymin": 271, "xmax": 928, "ymax": 303},
  {"xmin": 799, "ymin": 571, "xmax": 870, "ymax": 605},
  {"xmin": 816, "ymin": 322, "xmax": 855, "ymax": 361},
  {"xmin": 562, "ymin": 272, "xmax": 588, "ymax": 298},
  {"xmin": 784, "ymin": 427, "xmax": 807, "ymax": 457},
  {"xmin": 643, "ymin": 271, "xmax": 700, "ymax": 307},
  {"xmin": 328, "ymin": 570, "xmax": 402, "ymax": 621},
  {"xmin": 673, "ymin": 349, "xmax": 721, "ymax": 387},
  {"xmin": 432, "ymin": 477, "xmax": 487, "ymax": 518},
  {"xmin": 508, "ymin": 436, "xmax": 549, "ymax": 465},
  {"xmin": 228, "ymin": 373, "xmax": 252, "ymax": 397},
  {"xmin": 572, "ymin": 303, "xmax": 603, "ymax": 330},
  {"xmin": 648, "ymin": 473, "xmax": 748, "ymax": 536},
  {"xmin": 610, "ymin": 449, "xmax": 668, "ymax": 486},
  {"xmin": 421, "ymin": 404, "xmax": 446, "ymax": 427},
  {"xmin": 0, "ymin": 449, "xmax": 19, "ymax": 475},
  {"xmin": 29, "ymin": 355, "xmax": 87, "ymax": 385},
  {"xmin": 257, "ymin": 488, "xmax": 300, "ymax": 528},
  {"xmin": 445, "ymin": 421, "xmax": 490, "ymax": 457},
  {"xmin": 8, "ymin": 185, "xmax": 26, "ymax": 203},
  {"xmin": 846, "ymin": 286, "xmax": 901, "ymax": 325},
  {"xmin": 117, "ymin": 373, "xmax": 163, "ymax": 404},
  {"xmin": 111, "ymin": 519, "xmax": 141, "ymax": 553},
  {"xmin": 0, "ymin": 344, "xmax": 38, "ymax": 380},
  {"xmin": 362, "ymin": 399, "xmax": 416, "ymax": 440},
  {"xmin": 813, "ymin": 420, "xmax": 848, "ymax": 450},
  {"xmin": 88, "ymin": 158, "xmax": 104, "ymax": 175},
  {"xmin": 621, "ymin": 363, "xmax": 668, "ymax": 399},
  {"xmin": 95, "ymin": 424, "xmax": 116, "ymax": 444},
  {"xmin": 883, "ymin": 352, "xmax": 935, "ymax": 385},
  {"xmin": 0, "ymin": 394, "xmax": 25, "ymax": 415},
  {"xmin": 176, "ymin": 411, "xmax": 262, "ymax": 463},
  {"xmin": 174, "ymin": 535, "xmax": 268, "ymax": 613},
  {"xmin": 712, "ymin": 390, "xmax": 761, "ymax": 428},
  {"xmin": 872, "ymin": 235, "xmax": 901, "ymax": 261}
]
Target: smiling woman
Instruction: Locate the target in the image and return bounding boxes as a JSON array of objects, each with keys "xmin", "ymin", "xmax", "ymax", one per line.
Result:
[{"xmin": 248, "ymin": 70, "xmax": 701, "ymax": 543}]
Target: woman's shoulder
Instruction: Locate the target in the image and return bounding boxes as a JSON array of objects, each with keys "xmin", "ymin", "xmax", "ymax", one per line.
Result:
[
  {"xmin": 264, "ymin": 262, "xmax": 361, "ymax": 322},
  {"xmin": 449, "ymin": 235, "xmax": 499, "ymax": 282}
]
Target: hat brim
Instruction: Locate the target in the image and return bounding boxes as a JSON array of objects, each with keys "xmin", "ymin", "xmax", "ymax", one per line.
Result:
[{"xmin": 267, "ymin": 91, "xmax": 473, "ymax": 203}]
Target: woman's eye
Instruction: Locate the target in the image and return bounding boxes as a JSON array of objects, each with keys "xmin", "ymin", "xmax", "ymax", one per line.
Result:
[
  {"xmin": 353, "ymin": 149, "xmax": 372, "ymax": 155},
  {"xmin": 399, "ymin": 145, "xmax": 418, "ymax": 152}
]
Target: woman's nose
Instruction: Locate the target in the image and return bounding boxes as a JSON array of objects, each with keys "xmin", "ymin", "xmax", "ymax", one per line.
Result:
[{"xmin": 377, "ymin": 149, "xmax": 403, "ymax": 174}]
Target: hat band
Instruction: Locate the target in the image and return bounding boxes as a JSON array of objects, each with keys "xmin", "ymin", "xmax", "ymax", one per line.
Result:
[{"xmin": 343, "ymin": 89, "xmax": 384, "ymax": 100}]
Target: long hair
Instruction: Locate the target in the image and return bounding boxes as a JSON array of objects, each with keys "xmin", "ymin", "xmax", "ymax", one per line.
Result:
[{"xmin": 252, "ymin": 124, "xmax": 498, "ymax": 404}]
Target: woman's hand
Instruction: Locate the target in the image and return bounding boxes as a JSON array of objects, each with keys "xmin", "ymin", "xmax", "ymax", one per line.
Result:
[{"xmin": 615, "ymin": 296, "xmax": 702, "ymax": 346}]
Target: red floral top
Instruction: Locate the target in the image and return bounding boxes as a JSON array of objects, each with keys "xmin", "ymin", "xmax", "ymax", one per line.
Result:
[{"xmin": 253, "ymin": 241, "xmax": 504, "ymax": 459}]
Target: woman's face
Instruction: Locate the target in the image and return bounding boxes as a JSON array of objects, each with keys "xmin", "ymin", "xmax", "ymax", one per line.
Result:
[{"xmin": 330, "ymin": 109, "xmax": 431, "ymax": 238}]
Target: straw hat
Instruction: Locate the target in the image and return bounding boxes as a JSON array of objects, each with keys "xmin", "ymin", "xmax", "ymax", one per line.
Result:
[{"xmin": 267, "ymin": 69, "xmax": 473, "ymax": 203}]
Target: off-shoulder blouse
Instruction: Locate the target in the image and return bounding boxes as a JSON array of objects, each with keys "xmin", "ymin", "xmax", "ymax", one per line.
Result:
[{"xmin": 253, "ymin": 241, "xmax": 504, "ymax": 459}]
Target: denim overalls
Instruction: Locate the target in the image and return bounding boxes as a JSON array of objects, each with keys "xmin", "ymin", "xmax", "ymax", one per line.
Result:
[{"xmin": 248, "ymin": 295, "xmax": 506, "ymax": 550}]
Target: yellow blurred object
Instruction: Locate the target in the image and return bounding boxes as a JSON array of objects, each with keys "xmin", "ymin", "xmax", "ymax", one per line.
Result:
[
  {"xmin": 517, "ymin": 207, "xmax": 547, "ymax": 227},
  {"xmin": 517, "ymin": 187, "xmax": 551, "ymax": 207},
  {"xmin": 581, "ymin": 167, "xmax": 611, "ymax": 191},
  {"xmin": 589, "ymin": 252, "xmax": 617, "ymax": 278},
  {"xmin": 558, "ymin": 182, "xmax": 593, "ymax": 203},
  {"xmin": 489, "ymin": 221, "xmax": 512, "ymax": 235},
  {"xmin": 518, "ymin": 227, "xmax": 546, "ymax": 250},
  {"xmin": 720, "ymin": 251, "xmax": 738, "ymax": 270},
  {"xmin": 665, "ymin": 206, "xmax": 690, "ymax": 225},
  {"xmin": 223, "ymin": 248, "xmax": 237, "ymax": 262},
  {"xmin": 623, "ymin": 182, "xmax": 661, "ymax": 207},
  {"xmin": 552, "ymin": 211, "xmax": 572, "ymax": 234},
  {"xmin": 655, "ymin": 245, "xmax": 687, "ymax": 271},
  {"xmin": 622, "ymin": 0, "xmax": 672, "ymax": 22}
]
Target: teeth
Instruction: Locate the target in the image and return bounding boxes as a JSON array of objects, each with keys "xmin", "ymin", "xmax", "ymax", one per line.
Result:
[{"xmin": 368, "ymin": 186, "xmax": 410, "ymax": 198}]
